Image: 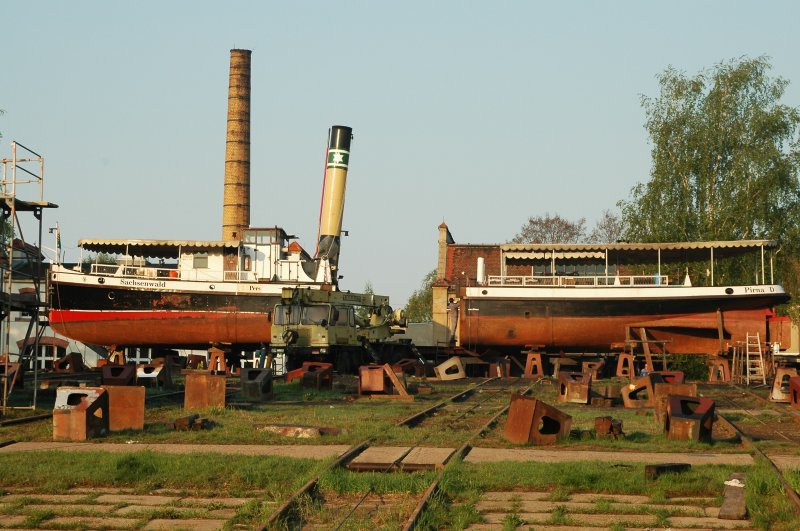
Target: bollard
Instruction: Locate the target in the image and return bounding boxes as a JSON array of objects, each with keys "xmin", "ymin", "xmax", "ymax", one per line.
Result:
[
  {"xmin": 556, "ymin": 371, "xmax": 591, "ymax": 404},
  {"xmin": 504, "ymin": 394, "xmax": 572, "ymax": 445},
  {"xmin": 53, "ymin": 387, "xmax": 109, "ymax": 441},
  {"xmin": 101, "ymin": 385, "xmax": 145, "ymax": 431},
  {"xmin": 184, "ymin": 372, "xmax": 226, "ymax": 409},
  {"xmin": 665, "ymin": 395, "xmax": 715, "ymax": 442}
]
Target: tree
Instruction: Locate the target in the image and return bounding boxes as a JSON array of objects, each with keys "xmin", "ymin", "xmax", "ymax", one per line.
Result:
[
  {"xmin": 356, "ymin": 281, "xmax": 374, "ymax": 322},
  {"xmin": 587, "ymin": 209, "xmax": 626, "ymax": 243},
  {"xmin": 405, "ymin": 269, "xmax": 436, "ymax": 322},
  {"xmin": 619, "ymin": 57, "xmax": 800, "ymax": 298},
  {"xmin": 621, "ymin": 57, "xmax": 800, "ymax": 246},
  {"xmin": 511, "ymin": 212, "xmax": 586, "ymax": 244}
]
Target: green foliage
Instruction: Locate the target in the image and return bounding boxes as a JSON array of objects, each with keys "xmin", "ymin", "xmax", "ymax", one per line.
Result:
[
  {"xmin": 620, "ymin": 56, "xmax": 800, "ymax": 296},
  {"xmin": 664, "ymin": 354, "xmax": 709, "ymax": 381},
  {"xmin": 512, "ymin": 212, "xmax": 586, "ymax": 244},
  {"xmin": 405, "ymin": 269, "xmax": 436, "ymax": 322},
  {"xmin": 356, "ymin": 281, "xmax": 374, "ymax": 322},
  {"xmin": 82, "ymin": 252, "xmax": 117, "ymax": 265}
]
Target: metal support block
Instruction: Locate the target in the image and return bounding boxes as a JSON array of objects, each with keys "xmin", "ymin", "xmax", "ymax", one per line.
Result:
[
  {"xmin": 53, "ymin": 352, "xmax": 85, "ymax": 373},
  {"xmin": 665, "ymin": 394, "xmax": 715, "ymax": 442},
  {"xmin": 770, "ymin": 367, "xmax": 798, "ymax": 403},
  {"xmin": 504, "ymin": 394, "xmax": 572, "ymax": 445},
  {"xmin": 186, "ymin": 354, "xmax": 206, "ymax": 369},
  {"xmin": 595, "ymin": 416, "xmax": 624, "ymax": 439},
  {"xmin": 136, "ymin": 364, "xmax": 171, "ymax": 389},
  {"xmin": 101, "ymin": 385, "xmax": 145, "ymax": 431},
  {"xmin": 489, "ymin": 358, "xmax": 511, "ymax": 377},
  {"xmin": 621, "ymin": 376, "xmax": 655, "ymax": 408},
  {"xmin": 101, "ymin": 364, "xmax": 135, "ymax": 386},
  {"xmin": 184, "ymin": 372, "xmax": 226, "ymax": 409},
  {"xmin": 650, "ymin": 371, "xmax": 685, "ymax": 384},
  {"xmin": 207, "ymin": 347, "xmax": 228, "ymax": 375},
  {"xmin": 434, "ymin": 357, "xmax": 466, "ymax": 381},
  {"xmin": 590, "ymin": 384, "xmax": 622, "ymax": 407},
  {"xmin": 299, "ymin": 362, "xmax": 333, "ymax": 390},
  {"xmin": 0, "ymin": 362, "xmax": 21, "ymax": 393},
  {"xmin": 789, "ymin": 376, "xmax": 800, "ymax": 409},
  {"xmin": 53, "ymin": 387, "xmax": 109, "ymax": 441},
  {"xmin": 523, "ymin": 352, "xmax": 545, "ymax": 379},
  {"xmin": 391, "ymin": 358, "xmax": 425, "ymax": 377},
  {"xmin": 707, "ymin": 358, "xmax": 731, "ymax": 383},
  {"xmin": 359, "ymin": 364, "xmax": 410, "ymax": 397},
  {"xmin": 582, "ymin": 360, "xmax": 605, "ymax": 379},
  {"xmin": 461, "ymin": 357, "xmax": 490, "ymax": 377},
  {"xmin": 556, "ymin": 371, "xmax": 591, "ymax": 404},
  {"xmin": 240, "ymin": 367, "xmax": 274, "ymax": 401},
  {"xmin": 616, "ymin": 353, "xmax": 634, "ymax": 378},
  {"xmin": 653, "ymin": 382, "xmax": 698, "ymax": 426}
]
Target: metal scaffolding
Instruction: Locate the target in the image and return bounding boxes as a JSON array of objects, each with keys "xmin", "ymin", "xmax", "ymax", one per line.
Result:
[{"xmin": 0, "ymin": 141, "xmax": 57, "ymax": 413}]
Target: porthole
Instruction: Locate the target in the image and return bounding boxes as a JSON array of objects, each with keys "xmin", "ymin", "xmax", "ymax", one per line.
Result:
[
  {"xmin": 98, "ymin": 277, "xmax": 105, "ymax": 284},
  {"xmin": 108, "ymin": 292, "xmax": 115, "ymax": 300},
  {"xmin": 725, "ymin": 288, "xmax": 734, "ymax": 295},
  {"xmin": 481, "ymin": 290, "xmax": 488, "ymax": 295}
]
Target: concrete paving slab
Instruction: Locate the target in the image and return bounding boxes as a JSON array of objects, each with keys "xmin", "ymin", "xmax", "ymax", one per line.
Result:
[
  {"xmin": 20, "ymin": 504, "xmax": 117, "ymax": 515},
  {"xmin": 481, "ymin": 512, "xmax": 658, "ymax": 525},
  {"xmin": 48, "ymin": 516, "xmax": 138, "ymax": 529},
  {"xmin": 565, "ymin": 493, "xmax": 651, "ymax": 504},
  {"xmin": 96, "ymin": 494, "xmax": 179, "ymax": 505},
  {"xmin": 401, "ymin": 446, "xmax": 456, "ymax": 470},
  {"xmin": 475, "ymin": 499, "xmax": 705, "ymax": 515},
  {"xmin": 1, "ymin": 493, "xmax": 92, "ymax": 503},
  {"xmin": 764, "ymin": 454, "xmax": 800, "ymax": 470},
  {"xmin": 669, "ymin": 516, "xmax": 753, "ymax": 528},
  {"xmin": 208, "ymin": 508, "xmax": 238, "ymax": 518},
  {"xmin": 481, "ymin": 491, "xmax": 550, "ymax": 501},
  {"xmin": 114, "ymin": 505, "xmax": 201, "ymax": 516},
  {"xmin": 0, "ymin": 516, "xmax": 27, "ymax": 528},
  {"xmin": 0, "ymin": 442, "xmax": 350, "ymax": 459},
  {"xmin": 465, "ymin": 447, "xmax": 754, "ymax": 466},
  {"xmin": 347, "ymin": 446, "xmax": 410, "ymax": 471},
  {"xmin": 177, "ymin": 496, "xmax": 250, "ymax": 507},
  {"xmin": 143, "ymin": 518, "xmax": 227, "ymax": 530},
  {"xmin": 68, "ymin": 487, "xmax": 135, "ymax": 495}
]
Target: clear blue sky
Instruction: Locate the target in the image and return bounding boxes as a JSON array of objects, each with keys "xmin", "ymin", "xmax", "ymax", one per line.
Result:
[{"xmin": 3, "ymin": 1, "xmax": 800, "ymax": 306}]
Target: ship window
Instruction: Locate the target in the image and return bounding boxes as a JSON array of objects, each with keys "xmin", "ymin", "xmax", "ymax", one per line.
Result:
[
  {"xmin": 333, "ymin": 306, "xmax": 350, "ymax": 326},
  {"xmin": 193, "ymin": 253, "xmax": 209, "ymax": 269},
  {"xmin": 301, "ymin": 305, "xmax": 331, "ymax": 325}
]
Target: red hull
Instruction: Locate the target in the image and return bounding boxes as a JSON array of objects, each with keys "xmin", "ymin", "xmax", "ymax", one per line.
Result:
[
  {"xmin": 49, "ymin": 310, "xmax": 271, "ymax": 349},
  {"xmin": 459, "ymin": 309, "xmax": 773, "ymax": 354}
]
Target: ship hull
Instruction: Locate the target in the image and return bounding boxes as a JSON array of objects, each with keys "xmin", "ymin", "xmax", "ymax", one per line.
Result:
[
  {"xmin": 459, "ymin": 285, "xmax": 788, "ymax": 354},
  {"xmin": 49, "ymin": 271, "xmax": 282, "ymax": 349}
]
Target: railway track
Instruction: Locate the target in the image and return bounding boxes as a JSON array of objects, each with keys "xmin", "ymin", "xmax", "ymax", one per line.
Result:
[{"xmin": 263, "ymin": 377, "xmax": 531, "ymax": 530}]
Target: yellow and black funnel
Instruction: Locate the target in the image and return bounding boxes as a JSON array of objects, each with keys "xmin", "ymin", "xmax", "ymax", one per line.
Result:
[{"xmin": 316, "ymin": 125, "xmax": 352, "ymax": 271}]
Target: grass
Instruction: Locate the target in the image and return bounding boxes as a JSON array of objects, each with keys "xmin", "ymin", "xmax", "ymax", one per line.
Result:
[{"xmin": 0, "ymin": 450, "xmax": 327, "ymax": 500}]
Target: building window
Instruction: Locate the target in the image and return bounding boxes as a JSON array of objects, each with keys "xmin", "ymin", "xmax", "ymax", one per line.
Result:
[{"xmin": 193, "ymin": 253, "xmax": 209, "ymax": 269}]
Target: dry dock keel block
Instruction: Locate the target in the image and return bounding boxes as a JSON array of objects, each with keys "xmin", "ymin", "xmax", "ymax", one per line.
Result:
[
  {"xmin": 582, "ymin": 360, "xmax": 605, "ymax": 379},
  {"xmin": 790, "ymin": 376, "xmax": 800, "ymax": 409},
  {"xmin": 653, "ymin": 382, "xmax": 697, "ymax": 426},
  {"xmin": 53, "ymin": 352, "xmax": 85, "ymax": 373},
  {"xmin": 358, "ymin": 364, "xmax": 411, "ymax": 399},
  {"xmin": 504, "ymin": 394, "xmax": 572, "ymax": 445},
  {"xmin": 770, "ymin": 367, "xmax": 798, "ymax": 403},
  {"xmin": 665, "ymin": 394, "xmax": 716, "ymax": 442},
  {"xmin": 594, "ymin": 416, "xmax": 624, "ymax": 439},
  {"xmin": 650, "ymin": 370, "xmax": 685, "ymax": 384},
  {"xmin": 183, "ymin": 372, "xmax": 226, "ymax": 409},
  {"xmin": 239, "ymin": 367, "xmax": 274, "ymax": 401},
  {"xmin": 286, "ymin": 362, "xmax": 333, "ymax": 390},
  {"xmin": 52, "ymin": 387, "xmax": 109, "ymax": 441},
  {"xmin": 523, "ymin": 352, "xmax": 545, "ymax": 379},
  {"xmin": 391, "ymin": 358, "xmax": 426, "ymax": 377},
  {"xmin": 136, "ymin": 364, "xmax": 171, "ymax": 389},
  {"xmin": 556, "ymin": 371, "xmax": 591, "ymax": 404},
  {"xmin": 707, "ymin": 357, "xmax": 731, "ymax": 383},
  {"xmin": 621, "ymin": 375, "xmax": 656, "ymax": 409},
  {"xmin": 615, "ymin": 352, "xmax": 635, "ymax": 378},
  {"xmin": 101, "ymin": 364, "xmax": 135, "ymax": 386},
  {"xmin": 101, "ymin": 385, "xmax": 145, "ymax": 431}
]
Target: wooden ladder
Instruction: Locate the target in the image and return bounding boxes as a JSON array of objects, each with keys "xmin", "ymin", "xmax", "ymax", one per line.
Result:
[{"xmin": 745, "ymin": 333, "xmax": 766, "ymax": 385}]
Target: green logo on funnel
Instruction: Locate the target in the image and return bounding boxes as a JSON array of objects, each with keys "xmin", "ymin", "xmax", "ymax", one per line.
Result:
[{"xmin": 327, "ymin": 149, "xmax": 349, "ymax": 169}]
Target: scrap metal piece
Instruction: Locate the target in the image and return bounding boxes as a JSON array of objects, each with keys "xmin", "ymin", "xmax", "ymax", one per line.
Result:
[
  {"xmin": 595, "ymin": 416, "xmax": 624, "ymax": 439},
  {"xmin": 556, "ymin": 371, "xmax": 591, "ymax": 404},
  {"xmin": 101, "ymin": 385, "xmax": 145, "ymax": 431},
  {"xmin": 504, "ymin": 394, "xmax": 572, "ymax": 445},
  {"xmin": 240, "ymin": 367, "xmax": 274, "ymax": 401},
  {"xmin": 665, "ymin": 394, "xmax": 715, "ymax": 442},
  {"xmin": 52, "ymin": 387, "xmax": 109, "ymax": 441},
  {"xmin": 645, "ymin": 462, "xmax": 691, "ymax": 480}
]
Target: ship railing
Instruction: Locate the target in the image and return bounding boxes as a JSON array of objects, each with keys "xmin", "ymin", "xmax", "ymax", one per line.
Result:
[
  {"xmin": 485, "ymin": 275, "xmax": 671, "ymax": 287},
  {"xmin": 89, "ymin": 263, "xmax": 258, "ymax": 282}
]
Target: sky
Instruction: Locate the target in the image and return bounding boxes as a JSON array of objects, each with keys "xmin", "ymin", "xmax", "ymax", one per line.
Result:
[{"xmin": 3, "ymin": 1, "xmax": 800, "ymax": 306}]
